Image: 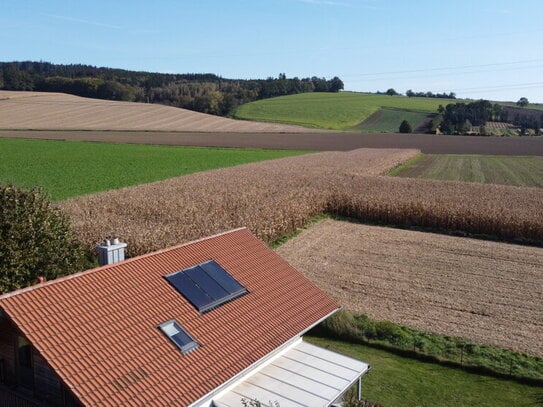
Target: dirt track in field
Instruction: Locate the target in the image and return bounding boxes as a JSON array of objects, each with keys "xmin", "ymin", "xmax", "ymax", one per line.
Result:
[
  {"xmin": 2, "ymin": 129, "xmax": 543, "ymax": 155},
  {"xmin": 0, "ymin": 91, "xmax": 316, "ymax": 133},
  {"xmin": 276, "ymin": 219, "xmax": 543, "ymax": 355}
]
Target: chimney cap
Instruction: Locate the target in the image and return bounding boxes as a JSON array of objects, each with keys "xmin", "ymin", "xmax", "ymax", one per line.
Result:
[{"xmin": 97, "ymin": 237, "xmax": 127, "ymax": 266}]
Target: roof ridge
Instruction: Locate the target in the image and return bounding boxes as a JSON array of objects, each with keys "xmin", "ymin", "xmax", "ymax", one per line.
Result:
[{"xmin": 0, "ymin": 227, "xmax": 248, "ymax": 301}]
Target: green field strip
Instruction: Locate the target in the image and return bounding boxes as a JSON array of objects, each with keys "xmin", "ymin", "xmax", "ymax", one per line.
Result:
[
  {"xmin": 0, "ymin": 138, "xmax": 309, "ymax": 200},
  {"xmin": 353, "ymin": 108, "xmax": 431, "ymax": 133},
  {"xmin": 393, "ymin": 154, "xmax": 543, "ymax": 188}
]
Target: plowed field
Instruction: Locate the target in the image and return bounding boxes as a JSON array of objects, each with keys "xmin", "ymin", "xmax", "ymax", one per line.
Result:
[
  {"xmin": 276, "ymin": 219, "xmax": 543, "ymax": 355},
  {"xmin": 0, "ymin": 91, "xmax": 316, "ymax": 133},
  {"xmin": 2, "ymin": 130, "xmax": 542, "ymax": 156}
]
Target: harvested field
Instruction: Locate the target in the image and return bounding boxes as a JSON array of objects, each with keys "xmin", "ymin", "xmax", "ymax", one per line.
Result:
[
  {"xmin": 2, "ymin": 130, "xmax": 543, "ymax": 156},
  {"xmin": 276, "ymin": 219, "xmax": 543, "ymax": 355},
  {"xmin": 0, "ymin": 91, "xmax": 316, "ymax": 133},
  {"xmin": 485, "ymin": 121, "xmax": 516, "ymax": 131},
  {"xmin": 58, "ymin": 148, "xmax": 543, "ymax": 257}
]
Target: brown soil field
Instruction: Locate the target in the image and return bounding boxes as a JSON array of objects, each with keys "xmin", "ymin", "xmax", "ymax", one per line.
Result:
[
  {"xmin": 2, "ymin": 129, "xmax": 543, "ymax": 155},
  {"xmin": 0, "ymin": 91, "xmax": 317, "ymax": 133},
  {"xmin": 276, "ymin": 219, "xmax": 543, "ymax": 355}
]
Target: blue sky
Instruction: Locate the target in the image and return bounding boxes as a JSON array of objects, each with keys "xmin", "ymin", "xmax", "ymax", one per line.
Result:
[{"xmin": 2, "ymin": 0, "xmax": 543, "ymax": 102}]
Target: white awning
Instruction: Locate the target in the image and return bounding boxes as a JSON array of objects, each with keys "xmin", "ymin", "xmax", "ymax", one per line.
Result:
[{"xmin": 214, "ymin": 341, "xmax": 369, "ymax": 407}]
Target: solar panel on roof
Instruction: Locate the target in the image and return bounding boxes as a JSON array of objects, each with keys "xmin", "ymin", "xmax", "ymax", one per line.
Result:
[
  {"xmin": 200, "ymin": 261, "xmax": 246, "ymax": 295},
  {"xmin": 165, "ymin": 260, "xmax": 248, "ymax": 313},
  {"xmin": 184, "ymin": 265, "xmax": 229, "ymax": 300}
]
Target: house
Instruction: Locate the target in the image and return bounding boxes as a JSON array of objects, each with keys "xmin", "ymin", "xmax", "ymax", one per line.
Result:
[{"xmin": 0, "ymin": 228, "xmax": 369, "ymax": 406}]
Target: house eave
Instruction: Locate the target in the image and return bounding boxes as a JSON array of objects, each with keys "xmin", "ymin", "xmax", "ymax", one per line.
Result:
[{"xmin": 189, "ymin": 307, "xmax": 341, "ymax": 407}]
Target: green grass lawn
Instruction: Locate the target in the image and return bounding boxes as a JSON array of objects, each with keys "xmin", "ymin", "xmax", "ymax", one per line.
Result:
[
  {"xmin": 393, "ymin": 154, "xmax": 543, "ymax": 188},
  {"xmin": 353, "ymin": 108, "xmax": 432, "ymax": 133},
  {"xmin": 307, "ymin": 337, "xmax": 543, "ymax": 407},
  {"xmin": 234, "ymin": 92, "xmax": 450, "ymax": 130},
  {"xmin": 0, "ymin": 138, "xmax": 309, "ymax": 200}
]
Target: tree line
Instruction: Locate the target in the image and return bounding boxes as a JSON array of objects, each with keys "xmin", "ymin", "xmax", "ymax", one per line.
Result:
[
  {"xmin": 375, "ymin": 88, "xmax": 456, "ymax": 99},
  {"xmin": 434, "ymin": 100, "xmax": 542, "ymax": 135},
  {"xmin": 406, "ymin": 89, "xmax": 456, "ymax": 99},
  {"xmin": 0, "ymin": 61, "xmax": 344, "ymax": 116}
]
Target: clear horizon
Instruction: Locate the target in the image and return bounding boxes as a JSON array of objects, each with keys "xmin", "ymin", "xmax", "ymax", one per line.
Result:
[{"xmin": 2, "ymin": 0, "xmax": 543, "ymax": 103}]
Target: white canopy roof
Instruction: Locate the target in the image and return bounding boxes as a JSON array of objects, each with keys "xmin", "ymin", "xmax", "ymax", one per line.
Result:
[{"xmin": 214, "ymin": 341, "xmax": 369, "ymax": 407}]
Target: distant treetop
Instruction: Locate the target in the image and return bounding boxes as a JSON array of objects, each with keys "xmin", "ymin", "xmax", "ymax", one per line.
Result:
[{"xmin": 517, "ymin": 97, "xmax": 529, "ymax": 108}]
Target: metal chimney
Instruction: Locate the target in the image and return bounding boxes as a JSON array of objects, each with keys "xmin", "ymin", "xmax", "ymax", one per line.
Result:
[{"xmin": 97, "ymin": 238, "xmax": 127, "ymax": 266}]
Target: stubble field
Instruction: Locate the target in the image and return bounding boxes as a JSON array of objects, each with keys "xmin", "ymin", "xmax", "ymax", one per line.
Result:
[
  {"xmin": 0, "ymin": 91, "xmax": 316, "ymax": 133},
  {"xmin": 277, "ymin": 219, "xmax": 543, "ymax": 355}
]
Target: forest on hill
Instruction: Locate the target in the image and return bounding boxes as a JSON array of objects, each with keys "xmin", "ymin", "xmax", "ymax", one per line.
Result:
[{"xmin": 0, "ymin": 61, "xmax": 344, "ymax": 116}]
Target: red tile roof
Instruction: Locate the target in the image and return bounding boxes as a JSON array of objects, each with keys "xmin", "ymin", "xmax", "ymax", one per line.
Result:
[{"xmin": 0, "ymin": 228, "xmax": 339, "ymax": 406}]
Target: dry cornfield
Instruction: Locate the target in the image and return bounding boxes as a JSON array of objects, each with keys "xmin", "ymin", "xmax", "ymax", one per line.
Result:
[
  {"xmin": 58, "ymin": 148, "xmax": 418, "ymax": 254},
  {"xmin": 326, "ymin": 177, "xmax": 543, "ymax": 243},
  {"xmin": 58, "ymin": 148, "xmax": 543, "ymax": 257},
  {"xmin": 276, "ymin": 219, "xmax": 543, "ymax": 355},
  {"xmin": 0, "ymin": 91, "xmax": 317, "ymax": 133}
]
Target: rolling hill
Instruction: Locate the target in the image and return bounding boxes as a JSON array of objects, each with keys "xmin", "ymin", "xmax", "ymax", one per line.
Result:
[
  {"xmin": 0, "ymin": 91, "xmax": 318, "ymax": 133},
  {"xmin": 234, "ymin": 92, "xmax": 453, "ymax": 131}
]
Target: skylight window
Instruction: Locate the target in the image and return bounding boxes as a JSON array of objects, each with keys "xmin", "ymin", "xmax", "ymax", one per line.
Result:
[
  {"xmin": 158, "ymin": 320, "xmax": 199, "ymax": 354},
  {"xmin": 165, "ymin": 260, "xmax": 247, "ymax": 313}
]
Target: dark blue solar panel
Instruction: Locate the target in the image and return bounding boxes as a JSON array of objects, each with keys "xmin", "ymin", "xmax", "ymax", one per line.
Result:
[
  {"xmin": 165, "ymin": 260, "xmax": 247, "ymax": 313},
  {"xmin": 200, "ymin": 261, "xmax": 246, "ymax": 295},
  {"xmin": 184, "ymin": 265, "xmax": 229, "ymax": 301},
  {"xmin": 166, "ymin": 271, "xmax": 213, "ymax": 311}
]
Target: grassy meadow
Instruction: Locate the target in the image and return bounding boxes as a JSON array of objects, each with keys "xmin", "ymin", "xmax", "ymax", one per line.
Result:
[
  {"xmin": 394, "ymin": 154, "xmax": 543, "ymax": 188},
  {"xmin": 307, "ymin": 337, "xmax": 542, "ymax": 407},
  {"xmin": 234, "ymin": 92, "xmax": 449, "ymax": 130},
  {"xmin": 0, "ymin": 138, "xmax": 308, "ymax": 200}
]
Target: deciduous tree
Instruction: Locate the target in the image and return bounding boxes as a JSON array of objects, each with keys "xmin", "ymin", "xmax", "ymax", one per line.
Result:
[
  {"xmin": 0, "ymin": 185, "xmax": 88, "ymax": 294},
  {"xmin": 386, "ymin": 88, "xmax": 398, "ymax": 96},
  {"xmin": 517, "ymin": 97, "xmax": 529, "ymax": 108},
  {"xmin": 328, "ymin": 76, "xmax": 344, "ymax": 92}
]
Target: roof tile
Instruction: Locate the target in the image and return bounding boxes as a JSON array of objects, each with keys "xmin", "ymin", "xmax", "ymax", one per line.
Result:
[{"xmin": 0, "ymin": 229, "xmax": 338, "ymax": 406}]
